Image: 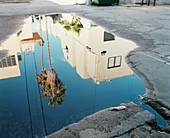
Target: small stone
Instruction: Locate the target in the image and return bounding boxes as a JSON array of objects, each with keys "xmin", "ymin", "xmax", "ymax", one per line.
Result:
[{"xmin": 110, "ymin": 106, "xmax": 127, "ymax": 111}]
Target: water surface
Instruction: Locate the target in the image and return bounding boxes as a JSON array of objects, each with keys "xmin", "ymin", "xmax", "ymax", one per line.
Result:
[{"xmin": 0, "ymin": 14, "xmax": 165, "ymax": 137}]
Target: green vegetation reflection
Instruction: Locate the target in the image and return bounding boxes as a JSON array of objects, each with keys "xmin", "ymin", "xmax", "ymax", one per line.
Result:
[{"xmin": 47, "ymin": 14, "xmax": 83, "ymax": 36}]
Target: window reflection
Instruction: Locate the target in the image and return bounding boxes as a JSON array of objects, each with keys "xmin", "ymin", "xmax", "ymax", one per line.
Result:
[{"xmin": 108, "ymin": 56, "xmax": 122, "ymax": 69}]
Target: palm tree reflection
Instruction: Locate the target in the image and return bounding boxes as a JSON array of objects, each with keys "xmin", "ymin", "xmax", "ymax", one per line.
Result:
[{"xmin": 36, "ymin": 16, "xmax": 66, "ymax": 106}]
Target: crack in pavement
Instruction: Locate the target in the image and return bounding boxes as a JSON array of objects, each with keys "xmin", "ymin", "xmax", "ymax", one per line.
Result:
[{"xmin": 138, "ymin": 52, "xmax": 170, "ymax": 66}]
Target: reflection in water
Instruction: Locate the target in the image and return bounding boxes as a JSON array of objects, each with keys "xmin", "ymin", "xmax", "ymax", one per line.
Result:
[
  {"xmin": 50, "ymin": 13, "xmax": 137, "ymax": 84},
  {"xmin": 0, "ymin": 14, "xmax": 149, "ymax": 137},
  {"xmin": 36, "ymin": 16, "xmax": 66, "ymax": 106},
  {"xmin": 0, "ymin": 18, "xmax": 41, "ymax": 79},
  {"xmin": 47, "ymin": 14, "xmax": 84, "ymax": 36},
  {"xmin": 58, "ymin": 16, "xmax": 84, "ymax": 36}
]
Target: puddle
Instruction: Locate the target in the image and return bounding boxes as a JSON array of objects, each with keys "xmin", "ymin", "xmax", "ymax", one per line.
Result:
[{"xmin": 0, "ymin": 13, "xmax": 165, "ymax": 137}]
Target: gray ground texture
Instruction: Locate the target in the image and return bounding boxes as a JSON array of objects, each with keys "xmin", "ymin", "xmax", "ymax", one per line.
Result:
[
  {"xmin": 48, "ymin": 103, "xmax": 169, "ymax": 138},
  {"xmin": 0, "ymin": 0, "xmax": 170, "ymax": 137}
]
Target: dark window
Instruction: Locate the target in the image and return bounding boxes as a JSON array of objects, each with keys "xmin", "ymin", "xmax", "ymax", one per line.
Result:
[
  {"xmin": 11, "ymin": 55, "xmax": 16, "ymax": 65},
  {"xmin": 0, "ymin": 55, "xmax": 17, "ymax": 68},
  {"xmin": 7, "ymin": 57, "xmax": 12, "ymax": 66},
  {"xmin": 108, "ymin": 56, "xmax": 122, "ymax": 69},
  {"xmin": 2, "ymin": 59, "xmax": 7, "ymax": 67},
  {"xmin": 18, "ymin": 55, "xmax": 22, "ymax": 61},
  {"xmin": 65, "ymin": 46, "xmax": 69, "ymax": 53},
  {"xmin": 104, "ymin": 31, "xmax": 115, "ymax": 41}
]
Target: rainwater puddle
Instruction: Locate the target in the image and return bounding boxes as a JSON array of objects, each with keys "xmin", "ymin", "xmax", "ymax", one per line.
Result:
[{"xmin": 0, "ymin": 13, "xmax": 167, "ymax": 137}]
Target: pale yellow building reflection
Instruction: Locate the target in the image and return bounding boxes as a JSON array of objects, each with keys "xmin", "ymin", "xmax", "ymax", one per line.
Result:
[
  {"xmin": 50, "ymin": 14, "xmax": 137, "ymax": 83},
  {"xmin": 0, "ymin": 17, "xmax": 42, "ymax": 79}
]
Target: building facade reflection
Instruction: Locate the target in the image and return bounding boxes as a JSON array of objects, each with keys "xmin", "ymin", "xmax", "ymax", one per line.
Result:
[
  {"xmin": 0, "ymin": 17, "xmax": 42, "ymax": 79},
  {"xmin": 49, "ymin": 14, "xmax": 137, "ymax": 83}
]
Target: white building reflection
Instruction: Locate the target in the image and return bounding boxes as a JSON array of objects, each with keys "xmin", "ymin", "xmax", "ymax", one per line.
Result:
[
  {"xmin": 0, "ymin": 17, "xmax": 42, "ymax": 79},
  {"xmin": 50, "ymin": 14, "xmax": 137, "ymax": 83}
]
